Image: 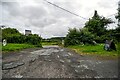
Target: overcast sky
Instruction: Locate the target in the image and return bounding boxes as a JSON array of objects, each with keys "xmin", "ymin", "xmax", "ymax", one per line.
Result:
[{"xmin": 0, "ymin": 0, "xmax": 119, "ymax": 38}]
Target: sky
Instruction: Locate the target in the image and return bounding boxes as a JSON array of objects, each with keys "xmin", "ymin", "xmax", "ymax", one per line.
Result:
[{"xmin": 0, "ymin": 0, "xmax": 119, "ymax": 38}]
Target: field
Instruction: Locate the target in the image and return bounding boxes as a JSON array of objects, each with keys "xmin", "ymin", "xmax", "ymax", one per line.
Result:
[
  {"xmin": 42, "ymin": 42, "xmax": 58, "ymax": 45},
  {"xmin": 2, "ymin": 43, "xmax": 36, "ymax": 52},
  {"xmin": 67, "ymin": 44, "xmax": 118, "ymax": 57}
]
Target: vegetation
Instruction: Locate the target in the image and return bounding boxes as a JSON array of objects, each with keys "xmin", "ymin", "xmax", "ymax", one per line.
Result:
[
  {"xmin": 42, "ymin": 37, "xmax": 65, "ymax": 46},
  {"xmin": 42, "ymin": 42, "xmax": 58, "ymax": 45},
  {"xmin": 115, "ymin": 1, "xmax": 120, "ymax": 41},
  {"xmin": 64, "ymin": 10, "xmax": 119, "ymax": 47},
  {"xmin": 2, "ymin": 43, "xmax": 36, "ymax": 52},
  {"xmin": 116, "ymin": 1, "xmax": 120, "ymax": 24},
  {"xmin": 2, "ymin": 27, "xmax": 42, "ymax": 47},
  {"xmin": 68, "ymin": 44, "xmax": 118, "ymax": 57},
  {"xmin": 64, "ymin": 28, "xmax": 95, "ymax": 47},
  {"xmin": 65, "ymin": 8, "xmax": 120, "ymax": 56},
  {"xmin": 115, "ymin": 1, "xmax": 120, "ymax": 56},
  {"xmin": 85, "ymin": 10, "xmax": 113, "ymax": 37}
]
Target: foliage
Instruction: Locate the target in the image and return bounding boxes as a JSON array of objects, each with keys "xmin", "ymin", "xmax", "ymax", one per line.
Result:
[
  {"xmin": 79, "ymin": 28, "xmax": 95, "ymax": 44},
  {"xmin": 26, "ymin": 34, "xmax": 42, "ymax": 47},
  {"xmin": 85, "ymin": 10, "xmax": 113, "ymax": 37},
  {"xmin": 117, "ymin": 42, "xmax": 120, "ymax": 56},
  {"xmin": 50, "ymin": 37, "xmax": 65, "ymax": 41},
  {"xmin": 115, "ymin": 1, "xmax": 120, "ymax": 42},
  {"xmin": 64, "ymin": 28, "xmax": 80, "ymax": 46},
  {"xmin": 2, "ymin": 27, "xmax": 21, "ymax": 39},
  {"xmin": 0, "ymin": 28, "xmax": 2, "ymax": 42},
  {"xmin": 42, "ymin": 42, "xmax": 58, "ymax": 45},
  {"xmin": 116, "ymin": 1, "xmax": 120, "ymax": 21},
  {"xmin": 64, "ymin": 28, "xmax": 95, "ymax": 47},
  {"xmin": 2, "ymin": 27, "xmax": 42, "ymax": 47},
  {"xmin": 42, "ymin": 37, "xmax": 65, "ymax": 46}
]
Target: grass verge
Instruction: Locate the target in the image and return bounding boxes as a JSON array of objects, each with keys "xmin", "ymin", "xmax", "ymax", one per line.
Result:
[
  {"xmin": 2, "ymin": 43, "xmax": 37, "ymax": 52},
  {"xmin": 67, "ymin": 44, "xmax": 118, "ymax": 57}
]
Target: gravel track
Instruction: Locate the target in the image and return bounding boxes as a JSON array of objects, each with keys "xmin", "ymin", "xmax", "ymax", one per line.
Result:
[{"xmin": 2, "ymin": 45, "xmax": 118, "ymax": 78}]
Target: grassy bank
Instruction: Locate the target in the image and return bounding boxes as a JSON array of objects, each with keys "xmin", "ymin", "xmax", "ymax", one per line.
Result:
[
  {"xmin": 67, "ymin": 44, "xmax": 118, "ymax": 57},
  {"xmin": 2, "ymin": 43, "xmax": 38, "ymax": 52}
]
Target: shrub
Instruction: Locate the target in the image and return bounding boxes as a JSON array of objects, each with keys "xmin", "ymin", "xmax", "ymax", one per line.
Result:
[
  {"xmin": 64, "ymin": 28, "xmax": 95, "ymax": 47},
  {"xmin": 2, "ymin": 28, "xmax": 42, "ymax": 47}
]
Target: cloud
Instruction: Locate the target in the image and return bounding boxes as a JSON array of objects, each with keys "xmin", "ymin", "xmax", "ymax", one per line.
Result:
[
  {"xmin": 1, "ymin": 0, "xmax": 119, "ymax": 38},
  {"xmin": 2, "ymin": 2, "xmax": 21, "ymax": 16}
]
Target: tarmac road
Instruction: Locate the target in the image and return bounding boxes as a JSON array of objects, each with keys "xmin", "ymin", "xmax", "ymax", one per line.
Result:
[{"xmin": 2, "ymin": 45, "xmax": 119, "ymax": 78}]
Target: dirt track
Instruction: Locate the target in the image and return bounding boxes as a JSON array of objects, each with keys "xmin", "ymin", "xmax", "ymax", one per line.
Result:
[{"xmin": 2, "ymin": 46, "xmax": 118, "ymax": 78}]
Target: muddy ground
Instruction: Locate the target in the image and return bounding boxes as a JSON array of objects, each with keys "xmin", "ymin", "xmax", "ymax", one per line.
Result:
[{"xmin": 2, "ymin": 46, "xmax": 119, "ymax": 78}]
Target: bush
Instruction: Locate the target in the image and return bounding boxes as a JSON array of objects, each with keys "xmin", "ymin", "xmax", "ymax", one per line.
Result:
[
  {"xmin": 64, "ymin": 28, "xmax": 95, "ymax": 47},
  {"xmin": 25, "ymin": 34, "xmax": 42, "ymax": 45},
  {"xmin": 2, "ymin": 28, "xmax": 42, "ymax": 47}
]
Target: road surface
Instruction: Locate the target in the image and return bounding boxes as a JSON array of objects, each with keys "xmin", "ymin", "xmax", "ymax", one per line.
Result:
[{"xmin": 2, "ymin": 45, "xmax": 118, "ymax": 78}]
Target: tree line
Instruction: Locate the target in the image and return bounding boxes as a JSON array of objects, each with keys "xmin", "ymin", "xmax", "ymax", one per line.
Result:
[{"xmin": 1, "ymin": 27, "xmax": 42, "ymax": 47}]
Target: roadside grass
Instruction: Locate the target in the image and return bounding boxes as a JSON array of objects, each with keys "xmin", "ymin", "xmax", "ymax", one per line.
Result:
[
  {"xmin": 67, "ymin": 44, "xmax": 118, "ymax": 57},
  {"xmin": 2, "ymin": 43, "xmax": 37, "ymax": 52}
]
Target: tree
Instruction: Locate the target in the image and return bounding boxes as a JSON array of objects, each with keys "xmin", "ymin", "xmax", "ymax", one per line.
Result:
[
  {"xmin": 116, "ymin": 1, "xmax": 120, "ymax": 21},
  {"xmin": 115, "ymin": 1, "xmax": 120, "ymax": 41},
  {"xmin": 115, "ymin": 1, "xmax": 120, "ymax": 32},
  {"xmin": 85, "ymin": 10, "xmax": 113, "ymax": 37},
  {"xmin": 2, "ymin": 27, "xmax": 21, "ymax": 40},
  {"xmin": 79, "ymin": 28, "xmax": 95, "ymax": 44},
  {"xmin": 64, "ymin": 28, "xmax": 80, "ymax": 46},
  {"xmin": 64, "ymin": 28, "xmax": 95, "ymax": 46}
]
